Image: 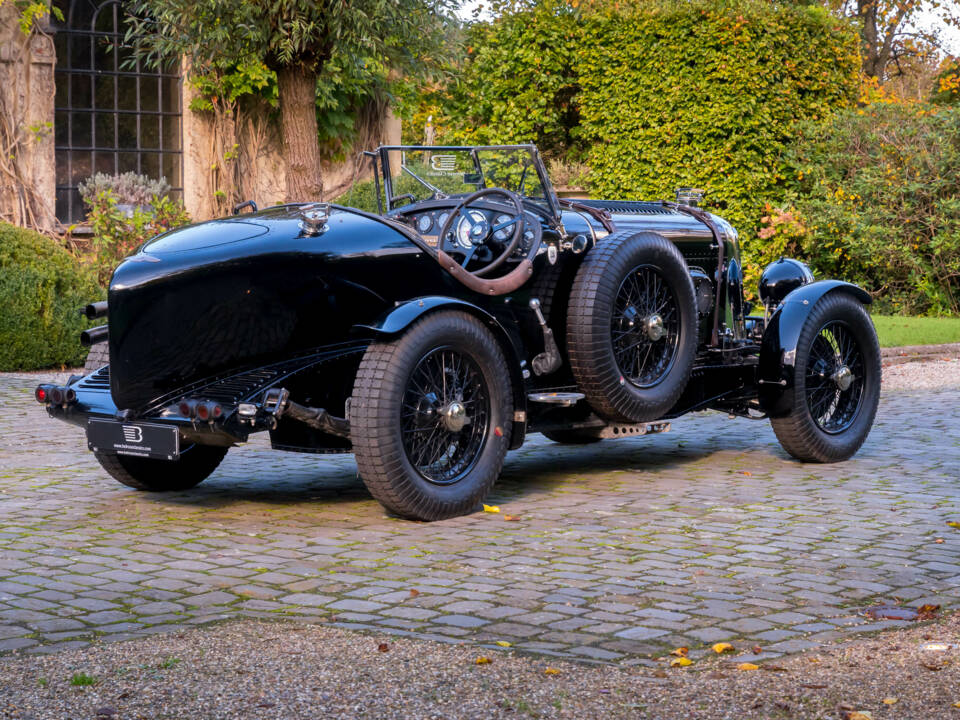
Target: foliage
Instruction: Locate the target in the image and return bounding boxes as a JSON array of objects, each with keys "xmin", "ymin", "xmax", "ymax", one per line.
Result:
[
  {"xmin": 576, "ymin": 0, "xmax": 860, "ymax": 268},
  {"xmin": 0, "ymin": 0, "xmax": 62, "ymax": 33},
  {"xmin": 0, "ymin": 222, "xmax": 102, "ymax": 371},
  {"xmin": 84, "ymin": 189, "xmax": 190, "ymax": 286},
  {"xmin": 438, "ymin": 0, "xmax": 582, "ymax": 155},
  {"xmin": 932, "ymin": 58, "xmax": 960, "ymax": 105},
  {"xmin": 78, "ymin": 172, "xmax": 171, "ymax": 208},
  {"xmin": 759, "ymin": 104, "xmax": 960, "ymax": 315}
]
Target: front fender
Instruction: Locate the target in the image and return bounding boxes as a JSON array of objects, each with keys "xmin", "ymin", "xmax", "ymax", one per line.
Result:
[
  {"xmin": 758, "ymin": 280, "xmax": 872, "ymax": 417},
  {"xmin": 353, "ymin": 296, "xmax": 529, "ymax": 449}
]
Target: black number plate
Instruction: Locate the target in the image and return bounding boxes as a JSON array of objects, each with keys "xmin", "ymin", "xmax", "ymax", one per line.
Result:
[{"xmin": 87, "ymin": 419, "xmax": 179, "ymax": 460}]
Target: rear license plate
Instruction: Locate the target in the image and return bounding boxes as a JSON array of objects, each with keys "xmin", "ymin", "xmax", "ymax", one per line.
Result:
[{"xmin": 87, "ymin": 419, "xmax": 179, "ymax": 460}]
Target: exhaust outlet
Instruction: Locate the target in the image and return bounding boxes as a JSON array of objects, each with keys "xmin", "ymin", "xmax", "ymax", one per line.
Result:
[
  {"xmin": 81, "ymin": 301, "xmax": 108, "ymax": 320},
  {"xmin": 80, "ymin": 325, "xmax": 108, "ymax": 347}
]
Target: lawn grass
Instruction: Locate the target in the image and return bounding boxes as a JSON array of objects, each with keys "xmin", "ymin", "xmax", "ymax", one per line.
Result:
[{"xmin": 871, "ymin": 314, "xmax": 960, "ymax": 347}]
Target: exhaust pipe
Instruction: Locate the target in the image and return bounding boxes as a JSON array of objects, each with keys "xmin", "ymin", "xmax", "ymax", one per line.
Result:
[
  {"xmin": 80, "ymin": 325, "xmax": 108, "ymax": 347},
  {"xmin": 81, "ymin": 301, "xmax": 107, "ymax": 320}
]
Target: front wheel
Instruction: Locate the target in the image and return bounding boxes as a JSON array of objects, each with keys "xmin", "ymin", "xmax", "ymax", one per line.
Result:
[
  {"xmin": 351, "ymin": 311, "xmax": 513, "ymax": 521},
  {"xmin": 94, "ymin": 444, "xmax": 228, "ymax": 490},
  {"xmin": 770, "ymin": 292, "xmax": 881, "ymax": 462}
]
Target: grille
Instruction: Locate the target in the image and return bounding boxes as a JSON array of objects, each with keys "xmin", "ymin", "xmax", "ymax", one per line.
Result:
[
  {"xmin": 574, "ymin": 199, "xmax": 676, "ymax": 215},
  {"xmin": 78, "ymin": 365, "xmax": 110, "ymax": 390}
]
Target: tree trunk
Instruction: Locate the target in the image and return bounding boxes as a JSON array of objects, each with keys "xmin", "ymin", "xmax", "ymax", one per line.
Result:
[{"xmin": 276, "ymin": 66, "xmax": 323, "ymax": 202}]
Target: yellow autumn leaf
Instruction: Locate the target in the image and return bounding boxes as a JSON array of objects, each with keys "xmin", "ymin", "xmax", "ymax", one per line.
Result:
[
  {"xmin": 847, "ymin": 713, "xmax": 873, "ymax": 720},
  {"xmin": 947, "ymin": 521, "xmax": 960, "ymax": 529},
  {"xmin": 670, "ymin": 646, "xmax": 689, "ymax": 657},
  {"xmin": 495, "ymin": 641, "xmax": 512, "ymax": 647},
  {"xmin": 544, "ymin": 667, "xmax": 561, "ymax": 675},
  {"xmin": 737, "ymin": 663, "xmax": 759, "ymax": 671},
  {"xmin": 882, "ymin": 698, "xmax": 898, "ymax": 705},
  {"xmin": 670, "ymin": 656, "xmax": 693, "ymax": 667},
  {"xmin": 711, "ymin": 642, "xmax": 735, "ymax": 654},
  {"xmin": 476, "ymin": 656, "xmax": 491, "ymax": 665},
  {"xmin": 483, "ymin": 504, "xmax": 501, "ymax": 513},
  {"xmin": 953, "ymin": 701, "xmax": 960, "ymax": 708}
]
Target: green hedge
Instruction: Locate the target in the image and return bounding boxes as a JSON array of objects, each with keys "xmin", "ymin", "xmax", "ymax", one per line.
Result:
[
  {"xmin": 0, "ymin": 223, "xmax": 103, "ymax": 370},
  {"xmin": 758, "ymin": 104, "xmax": 960, "ymax": 315},
  {"xmin": 577, "ymin": 1, "xmax": 860, "ymax": 245}
]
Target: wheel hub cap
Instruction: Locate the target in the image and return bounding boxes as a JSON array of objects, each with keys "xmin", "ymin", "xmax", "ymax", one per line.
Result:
[
  {"xmin": 441, "ymin": 400, "xmax": 469, "ymax": 432},
  {"xmin": 644, "ymin": 314, "xmax": 665, "ymax": 342},
  {"xmin": 832, "ymin": 365, "xmax": 854, "ymax": 392}
]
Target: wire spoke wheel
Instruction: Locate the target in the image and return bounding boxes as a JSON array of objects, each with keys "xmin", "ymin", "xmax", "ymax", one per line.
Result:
[
  {"xmin": 400, "ymin": 347, "xmax": 490, "ymax": 485},
  {"xmin": 804, "ymin": 321, "xmax": 865, "ymax": 434},
  {"xmin": 611, "ymin": 265, "xmax": 681, "ymax": 388}
]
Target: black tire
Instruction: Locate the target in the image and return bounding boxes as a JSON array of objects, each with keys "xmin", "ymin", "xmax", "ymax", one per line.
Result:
[
  {"xmin": 83, "ymin": 343, "xmax": 109, "ymax": 375},
  {"xmin": 94, "ymin": 444, "xmax": 227, "ymax": 491},
  {"xmin": 541, "ymin": 429, "xmax": 603, "ymax": 445},
  {"xmin": 770, "ymin": 292, "xmax": 881, "ymax": 462},
  {"xmin": 351, "ymin": 310, "xmax": 512, "ymax": 521},
  {"xmin": 567, "ymin": 231, "xmax": 698, "ymax": 423}
]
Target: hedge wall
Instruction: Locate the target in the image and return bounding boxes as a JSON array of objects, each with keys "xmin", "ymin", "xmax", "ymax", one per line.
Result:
[
  {"xmin": 577, "ymin": 1, "xmax": 860, "ymax": 242},
  {"xmin": 0, "ymin": 223, "xmax": 103, "ymax": 370}
]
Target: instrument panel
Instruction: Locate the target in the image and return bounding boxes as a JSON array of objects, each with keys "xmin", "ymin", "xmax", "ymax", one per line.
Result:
[{"xmin": 404, "ymin": 207, "xmax": 537, "ymax": 261}]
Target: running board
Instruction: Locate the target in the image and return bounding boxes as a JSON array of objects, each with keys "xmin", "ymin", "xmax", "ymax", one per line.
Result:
[{"xmin": 527, "ymin": 392, "xmax": 585, "ymax": 406}]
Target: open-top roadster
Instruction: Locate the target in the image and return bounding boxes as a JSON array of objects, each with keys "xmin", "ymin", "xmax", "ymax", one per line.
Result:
[{"xmin": 39, "ymin": 145, "xmax": 881, "ymax": 520}]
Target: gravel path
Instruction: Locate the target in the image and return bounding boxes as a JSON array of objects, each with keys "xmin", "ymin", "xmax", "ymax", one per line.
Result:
[
  {"xmin": 1, "ymin": 614, "xmax": 959, "ymax": 720},
  {"xmin": 881, "ymin": 357, "xmax": 960, "ymax": 391}
]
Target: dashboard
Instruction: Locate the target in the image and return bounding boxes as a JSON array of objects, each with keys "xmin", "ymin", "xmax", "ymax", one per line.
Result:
[{"xmin": 395, "ymin": 203, "xmax": 541, "ymax": 264}]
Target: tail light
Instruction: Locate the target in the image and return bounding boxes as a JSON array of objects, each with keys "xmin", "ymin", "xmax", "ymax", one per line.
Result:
[
  {"xmin": 196, "ymin": 402, "xmax": 210, "ymax": 421},
  {"xmin": 35, "ymin": 385, "xmax": 50, "ymax": 403},
  {"xmin": 178, "ymin": 400, "xmax": 195, "ymax": 417}
]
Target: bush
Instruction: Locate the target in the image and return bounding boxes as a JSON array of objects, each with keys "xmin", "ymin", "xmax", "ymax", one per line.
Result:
[
  {"xmin": 0, "ymin": 223, "xmax": 103, "ymax": 370},
  {"xmin": 760, "ymin": 104, "xmax": 960, "ymax": 315},
  {"xmin": 85, "ymin": 190, "xmax": 190, "ymax": 286},
  {"xmin": 78, "ymin": 172, "xmax": 171, "ymax": 208}
]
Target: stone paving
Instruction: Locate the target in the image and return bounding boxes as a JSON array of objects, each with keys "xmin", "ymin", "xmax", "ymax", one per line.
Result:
[{"xmin": 0, "ymin": 372, "xmax": 958, "ymax": 665}]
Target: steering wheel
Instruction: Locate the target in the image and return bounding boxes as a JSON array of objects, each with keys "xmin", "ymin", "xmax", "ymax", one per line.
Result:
[{"xmin": 436, "ymin": 188, "xmax": 525, "ymax": 277}]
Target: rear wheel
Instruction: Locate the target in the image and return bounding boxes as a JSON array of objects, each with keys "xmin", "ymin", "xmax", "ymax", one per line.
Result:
[
  {"xmin": 94, "ymin": 445, "xmax": 227, "ymax": 491},
  {"xmin": 770, "ymin": 293, "xmax": 881, "ymax": 462},
  {"xmin": 351, "ymin": 311, "xmax": 512, "ymax": 521}
]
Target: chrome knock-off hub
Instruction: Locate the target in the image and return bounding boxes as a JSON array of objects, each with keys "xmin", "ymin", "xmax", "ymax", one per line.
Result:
[
  {"xmin": 831, "ymin": 365, "xmax": 854, "ymax": 392},
  {"xmin": 441, "ymin": 401, "xmax": 469, "ymax": 432},
  {"xmin": 644, "ymin": 314, "xmax": 665, "ymax": 342}
]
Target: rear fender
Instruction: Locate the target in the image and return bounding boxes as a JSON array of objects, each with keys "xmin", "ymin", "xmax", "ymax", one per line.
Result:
[
  {"xmin": 354, "ymin": 296, "xmax": 528, "ymax": 449},
  {"xmin": 758, "ymin": 280, "xmax": 872, "ymax": 417}
]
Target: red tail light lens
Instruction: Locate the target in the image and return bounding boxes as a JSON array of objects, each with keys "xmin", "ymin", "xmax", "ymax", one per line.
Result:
[
  {"xmin": 210, "ymin": 404, "xmax": 223, "ymax": 419},
  {"xmin": 196, "ymin": 403, "xmax": 210, "ymax": 421},
  {"xmin": 178, "ymin": 400, "xmax": 192, "ymax": 417},
  {"xmin": 34, "ymin": 386, "xmax": 47, "ymax": 403}
]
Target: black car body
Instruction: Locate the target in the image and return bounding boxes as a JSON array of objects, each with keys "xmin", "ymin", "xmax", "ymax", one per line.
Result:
[{"xmin": 39, "ymin": 144, "xmax": 881, "ymax": 520}]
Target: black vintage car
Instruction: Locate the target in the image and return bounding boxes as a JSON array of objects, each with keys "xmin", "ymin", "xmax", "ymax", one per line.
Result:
[{"xmin": 38, "ymin": 145, "xmax": 881, "ymax": 520}]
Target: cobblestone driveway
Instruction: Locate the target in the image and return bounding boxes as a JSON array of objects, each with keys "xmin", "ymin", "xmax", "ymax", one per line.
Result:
[{"xmin": 1, "ymin": 373, "xmax": 958, "ymax": 664}]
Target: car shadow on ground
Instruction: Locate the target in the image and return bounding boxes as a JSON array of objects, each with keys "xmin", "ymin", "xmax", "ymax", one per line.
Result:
[{"xmin": 129, "ymin": 427, "xmax": 785, "ymax": 517}]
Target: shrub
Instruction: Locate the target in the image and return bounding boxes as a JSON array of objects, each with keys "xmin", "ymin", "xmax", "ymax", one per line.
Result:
[
  {"xmin": 78, "ymin": 172, "xmax": 171, "ymax": 208},
  {"xmin": 0, "ymin": 223, "xmax": 103, "ymax": 371},
  {"xmin": 760, "ymin": 104, "xmax": 960, "ymax": 315},
  {"xmin": 84, "ymin": 190, "xmax": 190, "ymax": 286}
]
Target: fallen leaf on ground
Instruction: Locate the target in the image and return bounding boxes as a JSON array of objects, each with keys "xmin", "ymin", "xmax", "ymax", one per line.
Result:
[
  {"xmin": 742, "ymin": 471, "xmax": 752, "ymax": 476},
  {"xmin": 503, "ymin": 515, "xmax": 519, "ymax": 521},
  {"xmin": 737, "ymin": 663, "xmax": 759, "ymax": 671},
  {"xmin": 882, "ymin": 698, "xmax": 898, "ymax": 705},
  {"xmin": 917, "ymin": 604, "xmax": 941, "ymax": 620},
  {"xmin": 843, "ymin": 712, "xmax": 873, "ymax": 720},
  {"xmin": 808, "ymin": 657, "xmax": 821, "ymax": 663},
  {"xmin": 495, "ymin": 641, "xmax": 512, "ymax": 647},
  {"xmin": 935, "ymin": 538, "xmax": 945, "ymax": 544},
  {"xmin": 544, "ymin": 667, "xmax": 560, "ymax": 675},
  {"xmin": 670, "ymin": 657, "xmax": 692, "ymax": 667},
  {"xmin": 475, "ymin": 657, "xmax": 492, "ymax": 665},
  {"xmin": 483, "ymin": 504, "xmax": 500, "ymax": 513},
  {"xmin": 377, "ymin": 643, "xmax": 389, "ymax": 652},
  {"xmin": 947, "ymin": 521, "xmax": 960, "ymax": 529},
  {"xmin": 409, "ymin": 589, "xmax": 420, "ymax": 598},
  {"xmin": 801, "ymin": 684, "xmax": 827, "ymax": 689},
  {"xmin": 670, "ymin": 647, "xmax": 689, "ymax": 657},
  {"xmin": 953, "ymin": 701, "xmax": 960, "ymax": 708},
  {"xmin": 752, "ymin": 645, "xmax": 763, "ymax": 654},
  {"xmin": 760, "ymin": 665, "xmax": 789, "ymax": 672},
  {"xmin": 711, "ymin": 642, "xmax": 734, "ymax": 654}
]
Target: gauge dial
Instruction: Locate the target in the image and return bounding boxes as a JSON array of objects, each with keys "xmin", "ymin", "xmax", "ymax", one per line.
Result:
[
  {"xmin": 437, "ymin": 212, "xmax": 450, "ymax": 232},
  {"xmin": 455, "ymin": 210, "xmax": 488, "ymax": 248},
  {"xmin": 492, "ymin": 214, "xmax": 516, "ymax": 242},
  {"xmin": 417, "ymin": 214, "xmax": 433, "ymax": 233}
]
